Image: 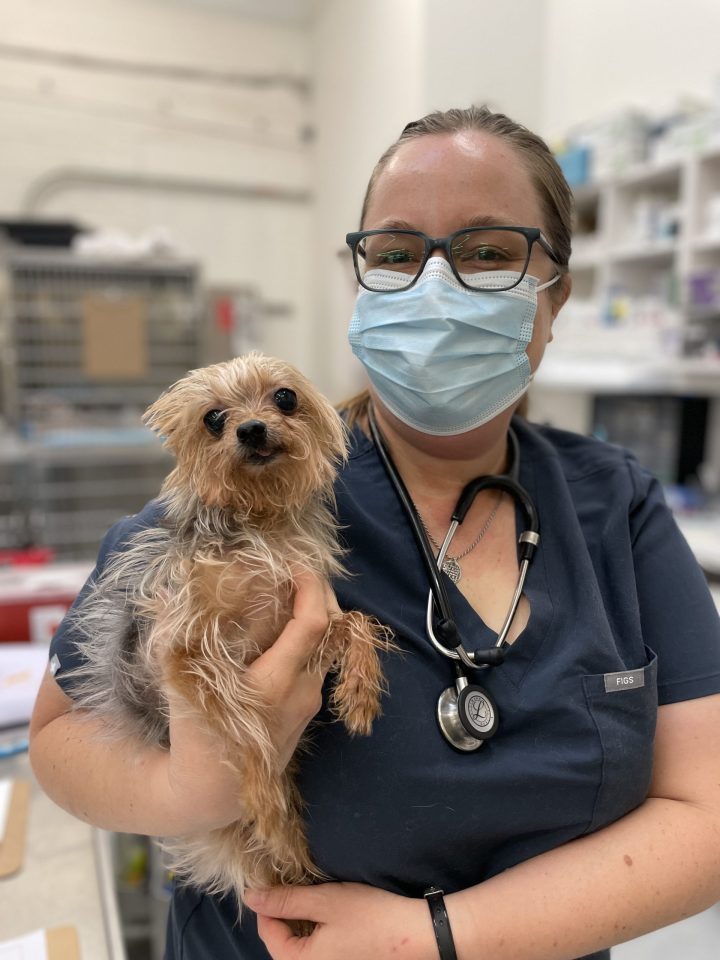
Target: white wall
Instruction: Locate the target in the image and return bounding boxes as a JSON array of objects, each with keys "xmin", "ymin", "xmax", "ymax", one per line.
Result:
[
  {"xmin": 0, "ymin": 0, "xmax": 315, "ymax": 371},
  {"xmin": 542, "ymin": 0, "xmax": 720, "ymax": 137},
  {"xmin": 311, "ymin": 0, "xmax": 426, "ymax": 398},
  {"xmin": 423, "ymin": 0, "xmax": 544, "ymax": 129}
]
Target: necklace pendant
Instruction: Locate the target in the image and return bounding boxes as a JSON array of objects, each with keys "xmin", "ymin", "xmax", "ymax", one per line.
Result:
[{"xmin": 443, "ymin": 557, "xmax": 461, "ymax": 583}]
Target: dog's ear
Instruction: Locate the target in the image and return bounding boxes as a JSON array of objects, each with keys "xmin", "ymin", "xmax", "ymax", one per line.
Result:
[
  {"xmin": 302, "ymin": 387, "xmax": 349, "ymax": 464},
  {"xmin": 323, "ymin": 399, "xmax": 350, "ymax": 463},
  {"xmin": 143, "ymin": 373, "xmax": 196, "ymax": 441}
]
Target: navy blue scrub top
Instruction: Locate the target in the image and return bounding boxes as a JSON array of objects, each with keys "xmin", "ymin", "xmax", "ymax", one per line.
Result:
[{"xmin": 50, "ymin": 417, "xmax": 720, "ymax": 960}]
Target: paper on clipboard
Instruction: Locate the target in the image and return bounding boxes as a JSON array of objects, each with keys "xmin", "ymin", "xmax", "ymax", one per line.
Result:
[
  {"xmin": 0, "ymin": 929, "xmax": 46, "ymax": 960},
  {"xmin": 0, "ymin": 928, "xmax": 79, "ymax": 960},
  {"xmin": 0, "ymin": 645, "xmax": 49, "ymax": 728}
]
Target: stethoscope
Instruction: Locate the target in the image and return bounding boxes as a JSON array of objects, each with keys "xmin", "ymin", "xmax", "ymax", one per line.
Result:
[{"xmin": 367, "ymin": 404, "xmax": 540, "ymax": 752}]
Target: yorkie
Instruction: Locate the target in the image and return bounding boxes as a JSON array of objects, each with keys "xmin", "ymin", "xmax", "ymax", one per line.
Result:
[{"xmin": 67, "ymin": 352, "xmax": 391, "ymax": 909}]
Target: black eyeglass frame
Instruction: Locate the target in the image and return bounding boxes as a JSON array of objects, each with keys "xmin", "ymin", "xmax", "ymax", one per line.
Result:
[{"xmin": 345, "ymin": 226, "xmax": 562, "ymax": 294}]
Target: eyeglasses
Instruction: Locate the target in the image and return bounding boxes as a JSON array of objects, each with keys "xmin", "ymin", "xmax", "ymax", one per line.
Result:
[{"xmin": 345, "ymin": 226, "xmax": 561, "ymax": 294}]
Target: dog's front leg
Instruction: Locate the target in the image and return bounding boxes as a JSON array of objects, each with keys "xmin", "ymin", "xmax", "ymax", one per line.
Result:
[
  {"xmin": 324, "ymin": 611, "xmax": 394, "ymax": 737},
  {"xmin": 161, "ymin": 618, "xmax": 317, "ymax": 885},
  {"xmin": 163, "ymin": 642, "xmax": 284, "ymax": 820}
]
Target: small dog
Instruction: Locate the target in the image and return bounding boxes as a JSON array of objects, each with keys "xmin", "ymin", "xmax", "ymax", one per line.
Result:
[{"xmin": 67, "ymin": 352, "xmax": 390, "ymax": 908}]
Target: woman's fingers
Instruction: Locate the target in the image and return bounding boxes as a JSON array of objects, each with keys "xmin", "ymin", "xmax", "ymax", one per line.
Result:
[
  {"xmin": 251, "ymin": 571, "xmax": 336, "ymax": 674},
  {"xmin": 244, "ymin": 571, "xmax": 342, "ymax": 765},
  {"xmin": 322, "ymin": 577, "xmax": 343, "ymax": 617},
  {"xmin": 246, "ymin": 885, "xmax": 329, "ymax": 921},
  {"xmin": 251, "ymin": 889, "xmax": 317, "ymax": 957},
  {"xmin": 254, "ymin": 914, "xmax": 301, "ymax": 960}
]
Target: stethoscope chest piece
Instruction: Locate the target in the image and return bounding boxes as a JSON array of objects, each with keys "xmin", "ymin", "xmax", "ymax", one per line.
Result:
[{"xmin": 437, "ymin": 674, "xmax": 499, "ymax": 752}]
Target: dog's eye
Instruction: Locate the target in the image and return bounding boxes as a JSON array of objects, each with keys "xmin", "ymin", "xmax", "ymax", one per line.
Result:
[
  {"xmin": 203, "ymin": 409, "xmax": 226, "ymax": 436},
  {"xmin": 273, "ymin": 388, "xmax": 298, "ymax": 414}
]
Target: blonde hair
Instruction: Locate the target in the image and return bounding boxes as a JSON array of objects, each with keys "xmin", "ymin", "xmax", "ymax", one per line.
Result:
[{"xmin": 361, "ymin": 105, "xmax": 573, "ymax": 273}]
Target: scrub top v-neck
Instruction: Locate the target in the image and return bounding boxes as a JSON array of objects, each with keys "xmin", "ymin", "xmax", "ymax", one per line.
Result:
[{"xmin": 49, "ymin": 417, "xmax": 720, "ymax": 960}]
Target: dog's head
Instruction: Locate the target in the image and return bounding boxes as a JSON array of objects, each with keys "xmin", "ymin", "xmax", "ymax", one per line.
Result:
[{"xmin": 144, "ymin": 353, "xmax": 347, "ymax": 517}]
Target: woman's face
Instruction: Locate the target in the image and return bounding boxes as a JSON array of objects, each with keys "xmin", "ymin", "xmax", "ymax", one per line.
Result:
[{"xmin": 360, "ymin": 130, "xmax": 569, "ymax": 457}]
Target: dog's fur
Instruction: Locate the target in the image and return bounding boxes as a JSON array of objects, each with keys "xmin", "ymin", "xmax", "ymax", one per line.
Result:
[{"xmin": 67, "ymin": 352, "xmax": 390, "ymax": 908}]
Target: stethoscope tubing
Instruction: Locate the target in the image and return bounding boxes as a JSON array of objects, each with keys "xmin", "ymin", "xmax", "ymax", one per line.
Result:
[
  {"xmin": 367, "ymin": 403, "xmax": 462, "ymax": 650},
  {"xmin": 425, "ymin": 553, "xmax": 533, "ymax": 666},
  {"xmin": 367, "ymin": 403, "xmax": 540, "ymax": 671}
]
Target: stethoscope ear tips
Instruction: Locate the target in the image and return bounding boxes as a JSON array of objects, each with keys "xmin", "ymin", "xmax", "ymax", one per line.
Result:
[
  {"xmin": 435, "ymin": 617, "xmax": 460, "ymax": 649},
  {"xmin": 472, "ymin": 647, "xmax": 507, "ymax": 667}
]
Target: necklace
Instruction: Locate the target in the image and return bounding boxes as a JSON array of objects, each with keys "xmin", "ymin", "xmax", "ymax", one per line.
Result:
[{"xmin": 416, "ymin": 492, "xmax": 502, "ymax": 584}]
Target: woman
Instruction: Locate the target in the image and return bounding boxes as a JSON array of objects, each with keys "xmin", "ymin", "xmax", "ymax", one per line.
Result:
[{"xmin": 30, "ymin": 107, "xmax": 720, "ymax": 960}]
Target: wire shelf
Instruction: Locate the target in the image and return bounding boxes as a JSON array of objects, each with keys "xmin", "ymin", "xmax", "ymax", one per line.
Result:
[{"xmin": 0, "ymin": 245, "xmax": 201, "ymax": 558}]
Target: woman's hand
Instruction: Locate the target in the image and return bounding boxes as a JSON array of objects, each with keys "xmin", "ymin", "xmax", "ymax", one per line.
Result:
[
  {"xmin": 245, "ymin": 570, "xmax": 342, "ymax": 770},
  {"xmin": 245, "ymin": 883, "xmax": 436, "ymax": 960},
  {"xmin": 160, "ymin": 571, "xmax": 340, "ymax": 832}
]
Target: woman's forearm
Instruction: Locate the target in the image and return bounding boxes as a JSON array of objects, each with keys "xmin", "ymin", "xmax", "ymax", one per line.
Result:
[
  {"xmin": 448, "ymin": 797, "xmax": 720, "ymax": 960},
  {"xmin": 29, "ymin": 709, "xmax": 240, "ymax": 837},
  {"xmin": 30, "ymin": 580, "xmax": 334, "ymax": 841}
]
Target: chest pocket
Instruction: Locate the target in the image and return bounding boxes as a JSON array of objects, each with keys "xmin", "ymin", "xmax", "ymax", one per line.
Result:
[{"xmin": 582, "ymin": 647, "xmax": 658, "ymax": 834}]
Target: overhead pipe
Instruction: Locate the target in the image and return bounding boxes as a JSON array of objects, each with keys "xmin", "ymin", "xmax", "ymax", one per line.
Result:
[
  {"xmin": 0, "ymin": 42, "xmax": 310, "ymax": 96},
  {"xmin": 22, "ymin": 166, "xmax": 312, "ymax": 215}
]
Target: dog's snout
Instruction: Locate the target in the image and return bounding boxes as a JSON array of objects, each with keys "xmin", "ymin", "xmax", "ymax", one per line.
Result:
[{"xmin": 236, "ymin": 420, "xmax": 268, "ymax": 448}]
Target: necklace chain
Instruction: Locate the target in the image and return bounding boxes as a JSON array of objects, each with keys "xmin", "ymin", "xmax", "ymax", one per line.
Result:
[{"xmin": 416, "ymin": 492, "xmax": 503, "ymax": 583}]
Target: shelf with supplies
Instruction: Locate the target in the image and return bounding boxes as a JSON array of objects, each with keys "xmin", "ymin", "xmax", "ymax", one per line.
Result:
[
  {"xmin": 531, "ymin": 160, "xmax": 719, "ymax": 503},
  {"xmin": 563, "ymin": 144, "xmax": 720, "ymax": 301},
  {"xmin": 534, "ymin": 355, "xmax": 720, "ymax": 396},
  {"xmin": 608, "ymin": 239, "xmax": 678, "ymax": 263},
  {"xmin": 692, "ymin": 235, "xmax": 720, "ymax": 254},
  {"xmin": 533, "ymin": 142, "xmax": 720, "ymax": 491}
]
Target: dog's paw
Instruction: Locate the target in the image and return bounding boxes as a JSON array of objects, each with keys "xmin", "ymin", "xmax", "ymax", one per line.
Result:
[
  {"xmin": 342, "ymin": 699, "xmax": 380, "ymax": 737},
  {"xmin": 330, "ymin": 679, "xmax": 381, "ymax": 737},
  {"xmin": 325, "ymin": 610, "xmax": 397, "ymax": 736}
]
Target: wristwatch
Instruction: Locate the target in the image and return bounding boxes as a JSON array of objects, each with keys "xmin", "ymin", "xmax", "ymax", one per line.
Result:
[{"xmin": 423, "ymin": 886, "xmax": 458, "ymax": 960}]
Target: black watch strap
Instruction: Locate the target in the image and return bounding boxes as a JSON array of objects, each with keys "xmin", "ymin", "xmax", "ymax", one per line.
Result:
[{"xmin": 423, "ymin": 886, "xmax": 458, "ymax": 960}]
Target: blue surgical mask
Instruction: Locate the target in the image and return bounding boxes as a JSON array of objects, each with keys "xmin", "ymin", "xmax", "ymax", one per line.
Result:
[{"xmin": 348, "ymin": 257, "xmax": 559, "ymax": 436}]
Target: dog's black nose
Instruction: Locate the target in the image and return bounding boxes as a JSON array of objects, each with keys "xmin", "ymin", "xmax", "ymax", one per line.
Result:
[{"xmin": 236, "ymin": 420, "xmax": 268, "ymax": 448}]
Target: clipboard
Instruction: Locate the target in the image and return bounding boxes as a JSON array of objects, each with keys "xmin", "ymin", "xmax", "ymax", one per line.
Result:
[
  {"xmin": 0, "ymin": 779, "xmax": 30, "ymax": 878},
  {"xmin": 46, "ymin": 926, "xmax": 81, "ymax": 960}
]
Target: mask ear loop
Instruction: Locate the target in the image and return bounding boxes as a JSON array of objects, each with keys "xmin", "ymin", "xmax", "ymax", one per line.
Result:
[{"xmin": 534, "ymin": 272, "xmax": 562, "ymax": 293}]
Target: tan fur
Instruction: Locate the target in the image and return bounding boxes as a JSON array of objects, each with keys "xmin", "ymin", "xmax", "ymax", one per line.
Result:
[{"xmin": 69, "ymin": 353, "xmax": 393, "ymax": 915}]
